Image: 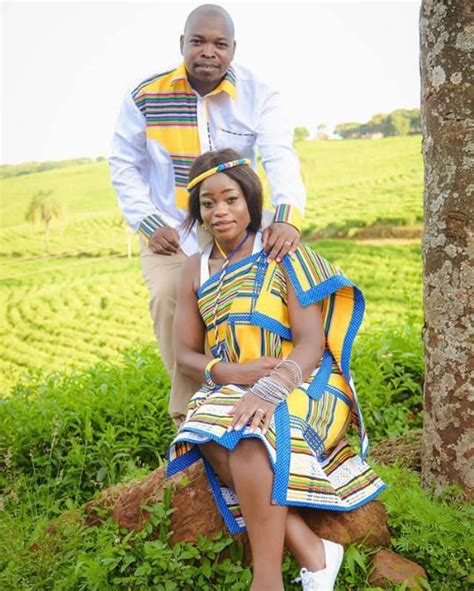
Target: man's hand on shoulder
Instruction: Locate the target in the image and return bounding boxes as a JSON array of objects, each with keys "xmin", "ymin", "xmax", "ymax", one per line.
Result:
[
  {"xmin": 148, "ymin": 226, "xmax": 180, "ymax": 255},
  {"xmin": 262, "ymin": 222, "xmax": 300, "ymax": 262}
]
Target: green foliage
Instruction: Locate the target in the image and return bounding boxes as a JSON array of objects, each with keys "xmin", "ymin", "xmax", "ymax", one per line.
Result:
[
  {"xmin": 1, "ymin": 463, "xmax": 470, "ymax": 590},
  {"xmin": 0, "ymin": 496, "xmax": 253, "ymax": 590},
  {"xmin": 0, "ymin": 239, "xmax": 422, "ymax": 393},
  {"xmin": 294, "ymin": 126, "xmax": 310, "ymax": 142},
  {"xmin": 379, "ymin": 465, "xmax": 473, "ymax": 590},
  {"xmin": 353, "ymin": 324, "xmax": 424, "ymax": 441},
  {"xmin": 0, "ymin": 157, "xmax": 94, "ymax": 179},
  {"xmin": 334, "ymin": 108, "xmax": 421, "ymax": 138},
  {"xmin": 0, "ymin": 346, "xmax": 174, "ymax": 513},
  {"xmin": 298, "ymin": 136, "xmax": 423, "ymax": 238}
]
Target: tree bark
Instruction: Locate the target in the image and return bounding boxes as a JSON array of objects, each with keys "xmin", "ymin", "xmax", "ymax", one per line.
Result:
[{"xmin": 420, "ymin": 1, "xmax": 473, "ymax": 496}]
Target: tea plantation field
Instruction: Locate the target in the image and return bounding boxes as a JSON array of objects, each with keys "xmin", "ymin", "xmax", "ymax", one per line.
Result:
[{"xmin": 0, "ymin": 136, "xmax": 423, "ymax": 392}]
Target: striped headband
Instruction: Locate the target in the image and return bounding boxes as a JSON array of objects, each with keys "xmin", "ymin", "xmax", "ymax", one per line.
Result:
[{"xmin": 187, "ymin": 158, "xmax": 251, "ymax": 191}]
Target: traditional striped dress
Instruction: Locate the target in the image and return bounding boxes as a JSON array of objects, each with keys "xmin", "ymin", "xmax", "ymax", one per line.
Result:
[{"xmin": 167, "ymin": 237, "xmax": 385, "ymax": 533}]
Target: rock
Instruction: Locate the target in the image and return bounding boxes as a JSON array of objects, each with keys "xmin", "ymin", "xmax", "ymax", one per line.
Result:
[
  {"xmin": 370, "ymin": 548, "xmax": 428, "ymax": 589},
  {"xmin": 85, "ymin": 461, "xmax": 390, "ymax": 554},
  {"xmin": 299, "ymin": 499, "xmax": 391, "ymax": 548},
  {"xmin": 371, "ymin": 430, "xmax": 422, "ymax": 472}
]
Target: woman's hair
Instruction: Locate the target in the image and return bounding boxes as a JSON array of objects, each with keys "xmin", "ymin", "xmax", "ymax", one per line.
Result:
[{"xmin": 184, "ymin": 148, "xmax": 263, "ymax": 233}]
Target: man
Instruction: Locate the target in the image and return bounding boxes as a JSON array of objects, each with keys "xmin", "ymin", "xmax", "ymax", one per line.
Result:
[{"xmin": 110, "ymin": 4, "xmax": 306, "ymax": 425}]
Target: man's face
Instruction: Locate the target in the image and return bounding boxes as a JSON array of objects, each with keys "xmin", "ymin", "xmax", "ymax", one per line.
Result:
[{"xmin": 180, "ymin": 13, "xmax": 235, "ymax": 87}]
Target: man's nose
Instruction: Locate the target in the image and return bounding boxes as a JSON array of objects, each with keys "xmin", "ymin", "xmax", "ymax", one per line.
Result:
[{"xmin": 201, "ymin": 43, "xmax": 216, "ymax": 57}]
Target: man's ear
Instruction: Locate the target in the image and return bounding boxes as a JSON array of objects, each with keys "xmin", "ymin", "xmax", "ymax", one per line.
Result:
[{"xmin": 180, "ymin": 34, "xmax": 184, "ymax": 55}]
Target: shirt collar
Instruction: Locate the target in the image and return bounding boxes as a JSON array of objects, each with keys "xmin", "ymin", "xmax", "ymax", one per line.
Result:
[{"xmin": 171, "ymin": 62, "xmax": 237, "ymax": 100}]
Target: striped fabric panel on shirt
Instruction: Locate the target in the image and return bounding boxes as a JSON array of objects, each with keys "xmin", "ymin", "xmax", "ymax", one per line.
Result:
[
  {"xmin": 133, "ymin": 92, "xmax": 197, "ymax": 125},
  {"xmin": 169, "ymin": 153, "xmax": 197, "ymax": 189}
]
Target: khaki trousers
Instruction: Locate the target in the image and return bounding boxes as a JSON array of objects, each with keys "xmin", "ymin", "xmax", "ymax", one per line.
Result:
[{"xmin": 139, "ymin": 239, "xmax": 200, "ymax": 425}]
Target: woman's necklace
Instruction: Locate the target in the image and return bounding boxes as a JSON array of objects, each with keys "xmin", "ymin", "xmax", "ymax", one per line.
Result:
[{"xmin": 212, "ymin": 231, "xmax": 251, "ymax": 359}]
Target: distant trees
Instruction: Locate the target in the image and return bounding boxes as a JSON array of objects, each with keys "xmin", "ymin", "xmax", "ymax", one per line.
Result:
[
  {"xmin": 334, "ymin": 108, "xmax": 421, "ymax": 139},
  {"xmin": 293, "ymin": 126, "xmax": 310, "ymax": 143},
  {"xmin": 25, "ymin": 190, "xmax": 66, "ymax": 253},
  {"xmin": 0, "ymin": 157, "xmax": 93, "ymax": 180}
]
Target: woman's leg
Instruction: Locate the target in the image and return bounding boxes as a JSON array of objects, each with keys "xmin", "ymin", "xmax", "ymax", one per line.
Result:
[
  {"xmin": 285, "ymin": 508, "xmax": 326, "ymax": 571},
  {"xmin": 200, "ymin": 441, "xmax": 326, "ymax": 573},
  {"xmin": 228, "ymin": 439, "xmax": 287, "ymax": 591}
]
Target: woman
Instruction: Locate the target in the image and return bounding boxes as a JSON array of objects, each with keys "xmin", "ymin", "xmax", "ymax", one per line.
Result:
[{"xmin": 167, "ymin": 149, "xmax": 385, "ymax": 591}]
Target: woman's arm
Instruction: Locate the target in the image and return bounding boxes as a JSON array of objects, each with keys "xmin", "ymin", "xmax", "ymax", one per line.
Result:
[
  {"xmin": 174, "ymin": 255, "xmax": 280, "ymax": 385},
  {"xmin": 228, "ymin": 268, "xmax": 325, "ymax": 433}
]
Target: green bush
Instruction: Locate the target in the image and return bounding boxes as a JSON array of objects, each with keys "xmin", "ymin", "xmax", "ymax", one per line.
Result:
[
  {"xmin": 353, "ymin": 324, "xmax": 424, "ymax": 442},
  {"xmin": 2, "ymin": 466, "xmax": 470, "ymax": 590},
  {"xmin": 0, "ymin": 346, "xmax": 175, "ymax": 513},
  {"xmin": 379, "ymin": 465, "xmax": 473, "ymax": 590}
]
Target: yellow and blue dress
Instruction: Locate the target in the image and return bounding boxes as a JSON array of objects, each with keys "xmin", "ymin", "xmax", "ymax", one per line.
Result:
[{"xmin": 167, "ymin": 237, "xmax": 385, "ymax": 533}]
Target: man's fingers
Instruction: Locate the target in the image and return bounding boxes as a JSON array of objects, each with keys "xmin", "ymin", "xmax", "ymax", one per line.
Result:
[
  {"xmin": 264, "ymin": 228, "xmax": 278, "ymax": 254},
  {"xmin": 150, "ymin": 242, "xmax": 175, "ymax": 255},
  {"xmin": 162, "ymin": 236, "xmax": 180, "ymax": 252},
  {"xmin": 272, "ymin": 239, "xmax": 293, "ymax": 262},
  {"xmin": 267, "ymin": 236, "xmax": 288, "ymax": 262},
  {"xmin": 164, "ymin": 231, "xmax": 180, "ymax": 248}
]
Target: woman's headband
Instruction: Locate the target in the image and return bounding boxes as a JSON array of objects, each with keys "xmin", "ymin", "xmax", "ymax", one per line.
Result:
[{"xmin": 187, "ymin": 158, "xmax": 251, "ymax": 191}]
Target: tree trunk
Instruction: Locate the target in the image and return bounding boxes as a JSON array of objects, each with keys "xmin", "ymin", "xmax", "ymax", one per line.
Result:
[{"xmin": 420, "ymin": 1, "xmax": 473, "ymax": 496}]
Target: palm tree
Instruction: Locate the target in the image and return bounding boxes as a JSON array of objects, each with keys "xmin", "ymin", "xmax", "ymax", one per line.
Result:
[
  {"xmin": 25, "ymin": 190, "xmax": 65, "ymax": 253},
  {"xmin": 420, "ymin": 1, "xmax": 473, "ymax": 496}
]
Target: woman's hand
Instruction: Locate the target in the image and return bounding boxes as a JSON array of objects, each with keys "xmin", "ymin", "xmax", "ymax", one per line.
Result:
[
  {"xmin": 238, "ymin": 357, "xmax": 280, "ymax": 384},
  {"xmin": 227, "ymin": 391, "xmax": 276, "ymax": 435},
  {"xmin": 213, "ymin": 357, "xmax": 280, "ymax": 387}
]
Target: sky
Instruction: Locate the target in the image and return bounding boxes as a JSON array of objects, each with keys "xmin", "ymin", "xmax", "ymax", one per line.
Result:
[{"xmin": 2, "ymin": 0, "xmax": 422, "ymax": 164}]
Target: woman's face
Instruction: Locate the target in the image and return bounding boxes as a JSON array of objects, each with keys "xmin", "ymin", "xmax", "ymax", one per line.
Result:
[{"xmin": 199, "ymin": 173, "xmax": 251, "ymax": 243}]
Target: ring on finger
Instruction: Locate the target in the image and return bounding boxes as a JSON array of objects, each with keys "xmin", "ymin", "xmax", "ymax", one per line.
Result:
[
  {"xmin": 255, "ymin": 408, "xmax": 266, "ymax": 415},
  {"xmin": 284, "ymin": 241, "xmax": 292, "ymax": 246}
]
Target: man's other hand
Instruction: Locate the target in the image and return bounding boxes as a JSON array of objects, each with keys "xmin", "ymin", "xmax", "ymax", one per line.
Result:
[
  {"xmin": 148, "ymin": 226, "xmax": 180, "ymax": 255},
  {"xmin": 262, "ymin": 222, "xmax": 300, "ymax": 262}
]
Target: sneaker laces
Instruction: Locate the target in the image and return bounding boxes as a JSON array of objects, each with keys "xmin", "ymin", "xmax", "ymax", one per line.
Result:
[{"xmin": 292, "ymin": 568, "xmax": 319, "ymax": 590}]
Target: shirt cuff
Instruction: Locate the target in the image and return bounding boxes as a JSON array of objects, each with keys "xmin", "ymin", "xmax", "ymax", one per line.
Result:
[
  {"xmin": 273, "ymin": 204, "xmax": 303, "ymax": 232},
  {"xmin": 138, "ymin": 213, "xmax": 166, "ymax": 239}
]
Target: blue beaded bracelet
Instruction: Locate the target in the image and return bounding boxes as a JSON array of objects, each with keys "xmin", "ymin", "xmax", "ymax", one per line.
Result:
[{"xmin": 204, "ymin": 358, "xmax": 222, "ymax": 388}]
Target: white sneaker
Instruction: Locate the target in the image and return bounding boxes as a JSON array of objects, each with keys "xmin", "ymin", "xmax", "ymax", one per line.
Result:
[{"xmin": 295, "ymin": 538, "xmax": 344, "ymax": 591}]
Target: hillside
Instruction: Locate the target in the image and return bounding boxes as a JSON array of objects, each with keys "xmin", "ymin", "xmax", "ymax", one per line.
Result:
[{"xmin": 0, "ymin": 136, "xmax": 423, "ymax": 392}]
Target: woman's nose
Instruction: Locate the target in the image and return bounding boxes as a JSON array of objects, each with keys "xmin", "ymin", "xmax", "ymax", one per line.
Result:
[{"xmin": 214, "ymin": 202, "xmax": 229, "ymax": 216}]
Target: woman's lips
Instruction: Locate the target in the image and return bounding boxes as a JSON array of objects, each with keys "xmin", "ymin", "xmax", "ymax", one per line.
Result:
[{"xmin": 212, "ymin": 221, "xmax": 234, "ymax": 230}]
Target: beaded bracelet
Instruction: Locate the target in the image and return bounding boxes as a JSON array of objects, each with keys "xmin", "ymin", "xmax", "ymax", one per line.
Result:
[{"xmin": 204, "ymin": 358, "xmax": 222, "ymax": 389}]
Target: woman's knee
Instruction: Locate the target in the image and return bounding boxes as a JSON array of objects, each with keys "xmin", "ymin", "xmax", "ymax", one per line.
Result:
[
  {"xmin": 200, "ymin": 442, "xmax": 232, "ymax": 485},
  {"xmin": 232, "ymin": 438, "xmax": 269, "ymax": 465}
]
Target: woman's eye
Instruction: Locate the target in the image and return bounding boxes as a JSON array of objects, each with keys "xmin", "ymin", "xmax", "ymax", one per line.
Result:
[
  {"xmin": 201, "ymin": 201, "xmax": 213, "ymax": 209},
  {"xmin": 227, "ymin": 197, "xmax": 238, "ymax": 204}
]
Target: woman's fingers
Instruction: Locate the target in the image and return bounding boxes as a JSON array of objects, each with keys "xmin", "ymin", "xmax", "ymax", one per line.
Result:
[
  {"xmin": 262, "ymin": 412, "xmax": 273, "ymax": 435},
  {"xmin": 248, "ymin": 407, "xmax": 266, "ymax": 433},
  {"xmin": 227, "ymin": 398, "xmax": 275, "ymax": 434}
]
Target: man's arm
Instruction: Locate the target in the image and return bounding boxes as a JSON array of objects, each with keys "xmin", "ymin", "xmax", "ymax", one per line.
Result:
[
  {"xmin": 256, "ymin": 87, "xmax": 307, "ymax": 261},
  {"xmin": 109, "ymin": 91, "xmax": 179, "ymax": 254}
]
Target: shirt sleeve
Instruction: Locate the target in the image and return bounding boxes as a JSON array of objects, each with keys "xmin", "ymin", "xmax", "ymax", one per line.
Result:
[
  {"xmin": 255, "ymin": 88, "xmax": 306, "ymax": 231},
  {"xmin": 109, "ymin": 90, "xmax": 166, "ymax": 236}
]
